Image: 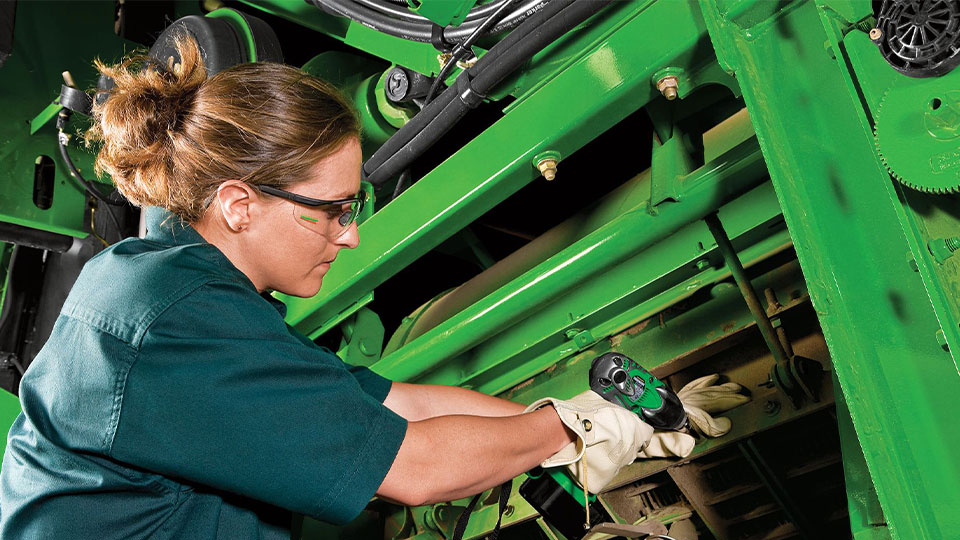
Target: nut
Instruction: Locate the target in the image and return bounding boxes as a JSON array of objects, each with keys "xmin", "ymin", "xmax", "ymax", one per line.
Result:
[
  {"xmin": 537, "ymin": 158, "xmax": 558, "ymax": 181},
  {"xmin": 657, "ymin": 76, "xmax": 679, "ymax": 101},
  {"xmin": 869, "ymin": 28, "xmax": 882, "ymax": 41}
]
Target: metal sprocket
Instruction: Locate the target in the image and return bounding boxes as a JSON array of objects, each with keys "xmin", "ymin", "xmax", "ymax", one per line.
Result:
[{"xmin": 875, "ymin": 70, "xmax": 960, "ymax": 193}]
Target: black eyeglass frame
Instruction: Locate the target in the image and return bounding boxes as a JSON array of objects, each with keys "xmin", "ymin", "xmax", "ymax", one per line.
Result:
[{"xmin": 257, "ymin": 184, "xmax": 367, "ymax": 227}]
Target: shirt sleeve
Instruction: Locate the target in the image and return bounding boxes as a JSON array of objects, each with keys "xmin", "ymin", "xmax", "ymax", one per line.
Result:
[
  {"xmin": 109, "ymin": 280, "xmax": 407, "ymax": 524},
  {"xmin": 283, "ymin": 323, "xmax": 394, "ymax": 403}
]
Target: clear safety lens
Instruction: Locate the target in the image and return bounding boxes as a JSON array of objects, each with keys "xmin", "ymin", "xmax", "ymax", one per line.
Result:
[{"xmin": 292, "ymin": 196, "xmax": 364, "ymax": 238}]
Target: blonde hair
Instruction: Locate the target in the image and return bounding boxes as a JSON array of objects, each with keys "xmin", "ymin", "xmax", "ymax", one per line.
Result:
[{"xmin": 85, "ymin": 35, "xmax": 360, "ymax": 223}]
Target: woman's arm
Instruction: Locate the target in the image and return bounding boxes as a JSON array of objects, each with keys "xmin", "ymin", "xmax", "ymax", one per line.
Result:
[
  {"xmin": 383, "ymin": 381, "xmax": 525, "ymax": 421},
  {"xmin": 376, "ymin": 406, "xmax": 575, "ymax": 506}
]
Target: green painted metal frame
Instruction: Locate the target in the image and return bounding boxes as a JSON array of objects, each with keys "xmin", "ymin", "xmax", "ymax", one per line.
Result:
[
  {"xmin": 0, "ymin": 389, "xmax": 20, "ymax": 466},
  {"xmin": 277, "ymin": 0, "xmax": 721, "ymax": 338},
  {"xmin": 2, "ymin": 1, "xmax": 954, "ymax": 538},
  {"xmin": 698, "ymin": 0, "xmax": 960, "ymax": 537},
  {"xmin": 370, "ymin": 138, "xmax": 770, "ymax": 391}
]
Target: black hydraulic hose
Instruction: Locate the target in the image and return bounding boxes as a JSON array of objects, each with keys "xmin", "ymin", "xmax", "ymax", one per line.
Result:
[
  {"xmin": 424, "ymin": 0, "xmax": 521, "ymax": 104},
  {"xmin": 363, "ymin": 0, "xmax": 572, "ymax": 175},
  {"xmin": 56, "ymin": 110, "xmax": 125, "ymax": 241},
  {"xmin": 55, "ymin": 112, "xmax": 125, "ymax": 207},
  {"xmin": 365, "ymin": 0, "xmax": 612, "ymax": 186},
  {"xmin": 310, "ymin": 0, "xmax": 543, "ymax": 43},
  {"xmin": 353, "ymin": 0, "xmax": 439, "ymax": 23},
  {"xmin": 0, "ymin": 222, "xmax": 76, "ymax": 253},
  {"xmin": 314, "ymin": 0, "xmax": 431, "ymax": 41},
  {"xmin": 56, "ymin": 138, "xmax": 125, "ymax": 208},
  {"xmin": 392, "ymin": 169, "xmax": 412, "ymax": 200},
  {"xmin": 57, "ymin": 140, "xmax": 124, "ymax": 240},
  {"xmin": 354, "ymin": 0, "xmax": 511, "ymax": 24}
]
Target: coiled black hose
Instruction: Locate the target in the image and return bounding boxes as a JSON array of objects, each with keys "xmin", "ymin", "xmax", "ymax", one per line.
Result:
[
  {"xmin": 364, "ymin": 0, "xmax": 613, "ymax": 187},
  {"xmin": 309, "ymin": 0, "xmax": 547, "ymax": 44},
  {"xmin": 363, "ymin": 0, "xmax": 572, "ymax": 175},
  {"xmin": 353, "ymin": 0, "xmax": 511, "ymax": 24}
]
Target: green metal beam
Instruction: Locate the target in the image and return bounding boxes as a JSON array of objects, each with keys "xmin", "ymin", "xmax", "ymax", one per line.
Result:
[
  {"xmin": 371, "ymin": 138, "xmax": 767, "ymax": 385},
  {"xmin": 0, "ymin": 389, "xmax": 21, "ymax": 465},
  {"xmin": 697, "ymin": 0, "xmax": 960, "ymax": 537}
]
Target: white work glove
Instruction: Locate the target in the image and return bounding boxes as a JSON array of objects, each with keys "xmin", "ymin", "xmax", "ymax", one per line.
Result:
[
  {"xmin": 678, "ymin": 374, "xmax": 750, "ymax": 437},
  {"xmin": 638, "ymin": 373, "xmax": 751, "ymax": 458},
  {"xmin": 638, "ymin": 431, "xmax": 696, "ymax": 458},
  {"xmin": 525, "ymin": 391, "xmax": 653, "ymax": 494}
]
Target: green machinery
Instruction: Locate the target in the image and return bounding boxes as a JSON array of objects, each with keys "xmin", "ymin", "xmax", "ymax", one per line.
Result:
[{"xmin": 1, "ymin": 0, "xmax": 959, "ymax": 538}]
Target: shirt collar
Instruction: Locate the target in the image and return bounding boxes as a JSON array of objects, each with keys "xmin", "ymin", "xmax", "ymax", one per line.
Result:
[
  {"xmin": 144, "ymin": 206, "xmax": 207, "ymax": 246},
  {"xmin": 142, "ymin": 207, "xmax": 287, "ymax": 317}
]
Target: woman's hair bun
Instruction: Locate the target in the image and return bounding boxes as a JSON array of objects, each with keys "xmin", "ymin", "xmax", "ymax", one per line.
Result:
[
  {"xmin": 84, "ymin": 33, "xmax": 360, "ymax": 223},
  {"xmin": 86, "ymin": 35, "xmax": 207, "ymax": 209}
]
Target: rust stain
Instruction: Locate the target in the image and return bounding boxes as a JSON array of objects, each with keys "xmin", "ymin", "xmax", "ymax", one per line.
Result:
[{"xmin": 721, "ymin": 320, "xmax": 737, "ymax": 333}]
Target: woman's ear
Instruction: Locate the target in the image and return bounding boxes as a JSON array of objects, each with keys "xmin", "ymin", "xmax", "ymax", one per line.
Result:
[{"xmin": 215, "ymin": 181, "xmax": 257, "ymax": 232}]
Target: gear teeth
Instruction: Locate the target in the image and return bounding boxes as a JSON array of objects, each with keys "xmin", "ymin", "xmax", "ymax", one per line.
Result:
[{"xmin": 874, "ymin": 76, "xmax": 960, "ymax": 194}]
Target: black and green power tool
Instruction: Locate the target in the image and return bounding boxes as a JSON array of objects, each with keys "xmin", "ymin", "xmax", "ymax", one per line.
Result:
[
  {"xmin": 588, "ymin": 352, "xmax": 688, "ymax": 431},
  {"xmin": 519, "ymin": 352, "xmax": 687, "ymax": 540}
]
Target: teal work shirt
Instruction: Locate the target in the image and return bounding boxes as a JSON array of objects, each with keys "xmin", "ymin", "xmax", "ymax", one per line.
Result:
[{"xmin": 0, "ymin": 207, "xmax": 407, "ymax": 539}]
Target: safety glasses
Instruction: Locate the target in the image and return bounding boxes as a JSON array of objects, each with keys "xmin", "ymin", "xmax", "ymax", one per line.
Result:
[{"xmin": 258, "ymin": 184, "xmax": 367, "ymax": 238}]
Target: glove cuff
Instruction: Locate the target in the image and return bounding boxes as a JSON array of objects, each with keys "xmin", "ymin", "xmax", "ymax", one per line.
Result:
[{"xmin": 524, "ymin": 397, "xmax": 590, "ymax": 468}]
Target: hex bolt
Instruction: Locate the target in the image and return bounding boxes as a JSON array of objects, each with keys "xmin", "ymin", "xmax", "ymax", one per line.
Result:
[
  {"xmin": 538, "ymin": 158, "xmax": 558, "ymax": 181},
  {"xmin": 656, "ymin": 76, "xmax": 679, "ymax": 101},
  {"xmin": 869, "ymin": 28, "xmax": 882, "ymax": 41},
  {"xmin": 763, "ymin": 399, "xmax": 781, "ymax": 416},
  {"xmin": 696, "ymin": 259, "xmax": 710, "ymax": 271},
  {"xmin": 927, "ymin": 237, "xmax": 960, "ymax": 264}
]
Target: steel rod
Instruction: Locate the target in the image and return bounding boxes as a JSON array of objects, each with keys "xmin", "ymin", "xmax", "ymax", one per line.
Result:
[{"xmin": 704, "ymin": 213, "xmax": 790, "ymax": 367}]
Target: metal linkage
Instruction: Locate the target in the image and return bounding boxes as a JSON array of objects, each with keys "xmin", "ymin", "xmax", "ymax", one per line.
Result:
[
  {"xmin": 704, "ymin": 213, "xmax": 822, "ymax": 408},
  {"xmin": 704, "ymin": 213, "xmax": 789, "ymax": 365}
]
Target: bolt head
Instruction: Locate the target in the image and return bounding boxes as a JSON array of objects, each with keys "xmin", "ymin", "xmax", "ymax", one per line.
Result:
[
  {"xmin": 386, "ymin": 69, "xmax": 409, "ymax": 101},
  {"xmin": 869, "ymin": 28, "xmax": 882, "ymax": 41},
  {"xmin": 762, "ymin": 400, "xmax": 781, "ymax": 416}
]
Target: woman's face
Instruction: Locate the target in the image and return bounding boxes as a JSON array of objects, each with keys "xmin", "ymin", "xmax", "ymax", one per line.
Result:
[{"xmin": 251, "ymin": 138, "xmax": 362, "ymax": 297}]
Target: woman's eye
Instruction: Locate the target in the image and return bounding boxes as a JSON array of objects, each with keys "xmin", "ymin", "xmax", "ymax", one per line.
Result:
[{"xmin": 323, "ymin": 206, "xmax": 344, "ymax": 218}]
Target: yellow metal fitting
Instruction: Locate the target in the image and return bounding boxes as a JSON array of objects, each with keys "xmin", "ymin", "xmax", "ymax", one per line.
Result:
[
  {"xmin": 537, "ymin": 158, "xmax": 558, "ymax": 181},
  {"xmin": 657, "ymin": 76, "xmax": 679, "ymax": 100},
  {"xmin": 869, "ymin": 28, "xmax": 882, "ymax": 41}
]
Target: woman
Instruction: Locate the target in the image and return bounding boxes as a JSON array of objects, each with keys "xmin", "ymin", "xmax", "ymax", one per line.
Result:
[{"xmin": 0, "ymin": 36, "xmax": 651, "ymax": 539}]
